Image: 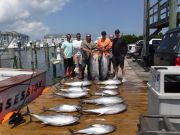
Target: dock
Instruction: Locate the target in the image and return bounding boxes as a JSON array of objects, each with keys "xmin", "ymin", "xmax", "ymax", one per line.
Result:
[{"xmin": 0, "ymin": 57, "xmax": 149, "ymax": 135}]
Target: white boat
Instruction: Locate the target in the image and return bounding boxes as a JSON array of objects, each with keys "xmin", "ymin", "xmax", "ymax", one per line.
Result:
[
  {"xmin": 0, "ymin": 68, "xmax": 46, "ymax": 122},
  {"xmin": 8, "ymin": 39, "xmax": 18, "ymax": 49},
  {"xmin": 50, "ymin": 47, "xmax": 63, "ymax": 65}
]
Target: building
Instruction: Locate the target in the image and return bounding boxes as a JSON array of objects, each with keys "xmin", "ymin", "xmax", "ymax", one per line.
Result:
[
  {"xmin": 44, "ymin": 34, "xmax": 76, "ymax": 47},
  {"xmin": 0, "ymin": 31, "xmax": 29, "ymax": 48}
]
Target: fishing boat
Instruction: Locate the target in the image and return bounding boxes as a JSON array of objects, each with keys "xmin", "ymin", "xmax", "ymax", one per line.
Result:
[{"xmin": 0, "ymin": 68, "xmax": 46, "ymax": 123}]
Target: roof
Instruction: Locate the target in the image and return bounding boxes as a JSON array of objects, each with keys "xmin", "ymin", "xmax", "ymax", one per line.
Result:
[{"xmin": 44, "ymin": 34, "xmax": 76, "ymax": 39}]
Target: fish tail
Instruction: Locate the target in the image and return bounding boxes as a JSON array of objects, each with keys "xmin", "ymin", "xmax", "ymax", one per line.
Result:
[
  {"xmin": 77, "ymin": 108, "xmax": 83, "ymax": 118},
  {"xmin": 80, "ymin": 99, "xmax": 84, "ymax": 105},
  {"xmin": 68, "ymin": 128, "xmax": 76, "ymax": 135},
  {"xmin": 77, "ymin": 101, "xmax": 83, "ymax": 112},
  {"xmin": 42, "ymin": 105, "xmax": 47, "ymax": 112}
]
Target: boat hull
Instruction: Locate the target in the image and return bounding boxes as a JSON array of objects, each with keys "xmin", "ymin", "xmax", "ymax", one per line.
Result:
[{"xmin": 0, "ymin": 69, "xmax": 46, "ymax": 122}]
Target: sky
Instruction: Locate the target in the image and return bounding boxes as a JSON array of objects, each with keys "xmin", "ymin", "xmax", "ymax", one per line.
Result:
[{"xmin": 0, "ymin": 0, "xmax": 151, "ymax": 40}]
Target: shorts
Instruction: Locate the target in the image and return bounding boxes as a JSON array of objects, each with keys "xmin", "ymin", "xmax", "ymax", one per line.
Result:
[
  {"xmin": 113, "ymin": 55, "xmax": 125, "ymax": 68},
  {"xmin": 64, "ymin": 58, "xmax": 73, "ymax": 69},
  {"xmin": 73, "ymin": 53, "xmax": 82, "ymax": 65}
]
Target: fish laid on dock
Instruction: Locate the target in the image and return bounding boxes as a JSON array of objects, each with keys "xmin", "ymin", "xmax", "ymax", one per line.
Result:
[
  {"xmin": 99, "ymin": 85, "xmax": 119, "ymax": 90},
  {"xmin": 64, "ymin": 81, "xmax": 92, "ymax": 87},
  {"xmin": 31, "ymin": 114, "xmax": 80, "ymax": 126},
  {"xmin": 82, "ymin": 96, "xmax": 123, "ymax": 105},
  {"xmin": 69, "ymin": 124, "xmax": 116, "ymax": 135},
  {"xmin": 54, "ymin": 91, "xmax": 88, "ymax": 99},
  {"xmin": 94, "ymin": 89, "xmax": 119, "ymax": 96},
  {"xmin": 83, "ymin": 103, "xmax": 127, "ymax": 115},
  {"xmin": 97, "ymin": 79, "xmax": 122, "ymax": 85},
  {"xmin": 43, "ymin": 104, "xmax": 81, "ymax": 112},
  {"xmin": 59, "ymin": 87, "xmax": 90, "ymax": 92}
]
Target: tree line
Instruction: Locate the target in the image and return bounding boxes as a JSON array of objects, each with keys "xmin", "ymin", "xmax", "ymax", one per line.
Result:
[{"xmin": 123, "ymin": 33, "xmax": 163, "ymax": 44}]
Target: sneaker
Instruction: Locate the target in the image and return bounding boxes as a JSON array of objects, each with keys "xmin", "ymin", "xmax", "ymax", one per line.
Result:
[
  {"xmin": 113, "ymin": 76, "xmax": 118, "ymax": 80},
  {"xmin": 122, "ymin": 78, "xmax": 127, "ymax": 83},
  {"xmin": 74, "ymin": 67, "xmax": 79, "ymax": 74}
]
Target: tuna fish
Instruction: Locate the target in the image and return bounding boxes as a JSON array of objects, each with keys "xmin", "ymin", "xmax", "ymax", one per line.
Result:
[
  {"xmin": 99, "ymin": 85, "xmax": 119, "ymax": 90},
  {"xmin": 97, "ymin": 79, "xmax": 122, "ymax": 85},
  {"xmin": 83, "ymin": 103, "xmax": 127, "ymax": 115},
  {"xmin": 43, "ymin": 104, "xmax": 81, "ymax": 112},
  {"xmin": 54, "ymin": 91, "xmax": 88, "ymax": 99},
  {"xmin": 31, "ymin": 114, "xmax": 80, "ymax": 126},
  {"xmin": 82, "ymin": 96, "xmax": 123, "ymax": 105},
  {"xmin": 89, "ymin": 54, "xmax": 99, "ymax": 80},
  {"xmin": 99, "ymin": 52, "xmax": 108, "ymax": 80},
  {"xmin": 69, "ymin": 124, "xmax": 116, "ymax": 134},
  {"xmin": 64, "ymin": 81, "xmax": 92, "ymax": 87},
  {"xmin": 94, "ymin": 90, "xmax": 119, "ymax": 96},
  {"xmin": 59, "ymin": 87, "xmax": 90, "ymax": 92}
]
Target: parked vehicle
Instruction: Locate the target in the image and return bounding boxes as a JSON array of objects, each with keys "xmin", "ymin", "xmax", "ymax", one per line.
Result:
[
  {"xmin": 154, "ymin": 27, "xmax": 180, "ymax": 66},
  {"xmin": 148, "ymin": 38, "xmax": 162, "ymax": 65},
  {"xmin": 135, "ymin": 40, "xmax": 144, "ymax": 56},
  {"xmin": 127, "ymin": 44, "xmax": 136, "ymax": 55},
  {"xmin": 149, "ymin": 38, "xmax": 162, "ymax": 45}
]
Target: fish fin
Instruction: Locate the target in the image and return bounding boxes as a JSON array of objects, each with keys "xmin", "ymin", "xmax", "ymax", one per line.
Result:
[
  {"xmin": 41, "ymin": 122, "xmax": 48, "ymax": 125},
  {"xmin": 80, "ymin": 99, "xmax": 84, "ymax": 105},
  {"xmin": 97, "ymin": 113, "xmax": 104, "ymax": 116},
  {"xmin": 88, "ymin": 93, "xmax": 93, "ymax": 97},
  {"xmin": 68, "ymin": 128, "xmax": 76, "ymax": 135}
]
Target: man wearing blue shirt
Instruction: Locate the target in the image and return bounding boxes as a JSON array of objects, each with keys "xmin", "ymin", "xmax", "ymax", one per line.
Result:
[{"xmin": 61, "ymin": 34, "xmax": 73, "ymax": 79}]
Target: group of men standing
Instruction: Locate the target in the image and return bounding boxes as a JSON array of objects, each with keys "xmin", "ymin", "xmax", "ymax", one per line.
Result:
[{"xmin": 60, "ymin": 29, "xmax": 128, "ymax": 82}]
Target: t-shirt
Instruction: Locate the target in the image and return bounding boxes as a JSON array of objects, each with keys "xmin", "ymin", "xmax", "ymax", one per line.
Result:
[
  {"xmin": 72, "ymin": 40, "xmax": 82, "ymax": 55},
  {"xmin": 112, "ymin": 38, "xmax": 127, "ymax": 56},
  {"xmin": 81, "ymin": 40, "xmax": 96, "ymax": 59},
  {"xmin": 96, "ymin": 38, "xmax": 112, "ymax": 57},
  {"xmin": 61, "ymin": 41, "xmax": 73, "ymax": 58}
]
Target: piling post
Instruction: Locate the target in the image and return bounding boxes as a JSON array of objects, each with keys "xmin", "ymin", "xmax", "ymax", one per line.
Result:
[
  {"xmin": 51, "ymin": 52, "xmax": 57, "ymax": 77},
  {"xmin": 0, "ymin": 55, "xmax": 2, "ymax": 68},
  {"xmin": 30, "ymin": 42, "xmax": 34, "ymax": 70},
  {"xmin": 47, "ymin": 44, "xmax": 50, "ymax": 69},
  {"xmin": 13, "ymin": 55, "xmax": 17, "ymax": 68},
  {"xmin": 53, "ymin": 64, "xmax": 56, "ymax": 78},
  {"xmin": 34, "ymin": 42, "xmax": 38, "ymax": 69},
  {"xmin": 17, "ymin": 41, "xmax": 22, "ymax": 69},
  {"xmin": 8, "ymin": 47, "xmax": 17, "ymax": 68},
  {"xmin": 143, "ymin": 0, "xmax": 150, "ymax": 66},
  {"xmin": 169, "ymin": 0, "xmax": 178, "ymax": 29}
]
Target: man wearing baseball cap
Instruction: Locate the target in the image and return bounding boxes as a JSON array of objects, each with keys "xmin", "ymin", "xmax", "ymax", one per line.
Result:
[
  {"xmin": 60, "ymin": 34, "xmax": 73, "ymax": 80},
  {"xmin": 112, "ymin": 29, "xmax": 128, "ymax": 82},
  {"xmin": 81, "ymin": 34, "xmax": 96, "ymax": 80},
  {"xmin": 73, "ymin": 33, "xmax": 82, "ymax": 77},
  {"xmin": 96, "ymin": 30, "xmax": 112, "ymax": 80}
]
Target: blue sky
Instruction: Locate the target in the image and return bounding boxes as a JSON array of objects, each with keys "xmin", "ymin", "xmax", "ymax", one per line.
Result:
[
  {"xmin": 0, "ymin": 0, "xmax": 149, "ymax": 40},
  {"xmin": 44, "ymin": 0, "xmax": 144, "ymax": 39}
]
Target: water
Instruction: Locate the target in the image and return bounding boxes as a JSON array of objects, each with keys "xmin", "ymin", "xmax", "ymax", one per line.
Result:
[{"xmin": 0, "ymin": 47, "xmax": 63, "ymax": 85}]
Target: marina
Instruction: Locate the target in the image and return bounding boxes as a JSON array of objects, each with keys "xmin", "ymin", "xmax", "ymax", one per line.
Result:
[
  {"xmin": 0, "ymin": 47, "xmax": 64, "ymax": 85},
  {"xmin": 0, "ymin": 0, "xmax": 179, "ymax": 135}
]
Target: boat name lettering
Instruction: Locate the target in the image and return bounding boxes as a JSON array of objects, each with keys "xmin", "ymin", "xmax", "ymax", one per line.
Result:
[{"xmin": 0, "ymin": 80, "xmax": 43, "ymax": 113}]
